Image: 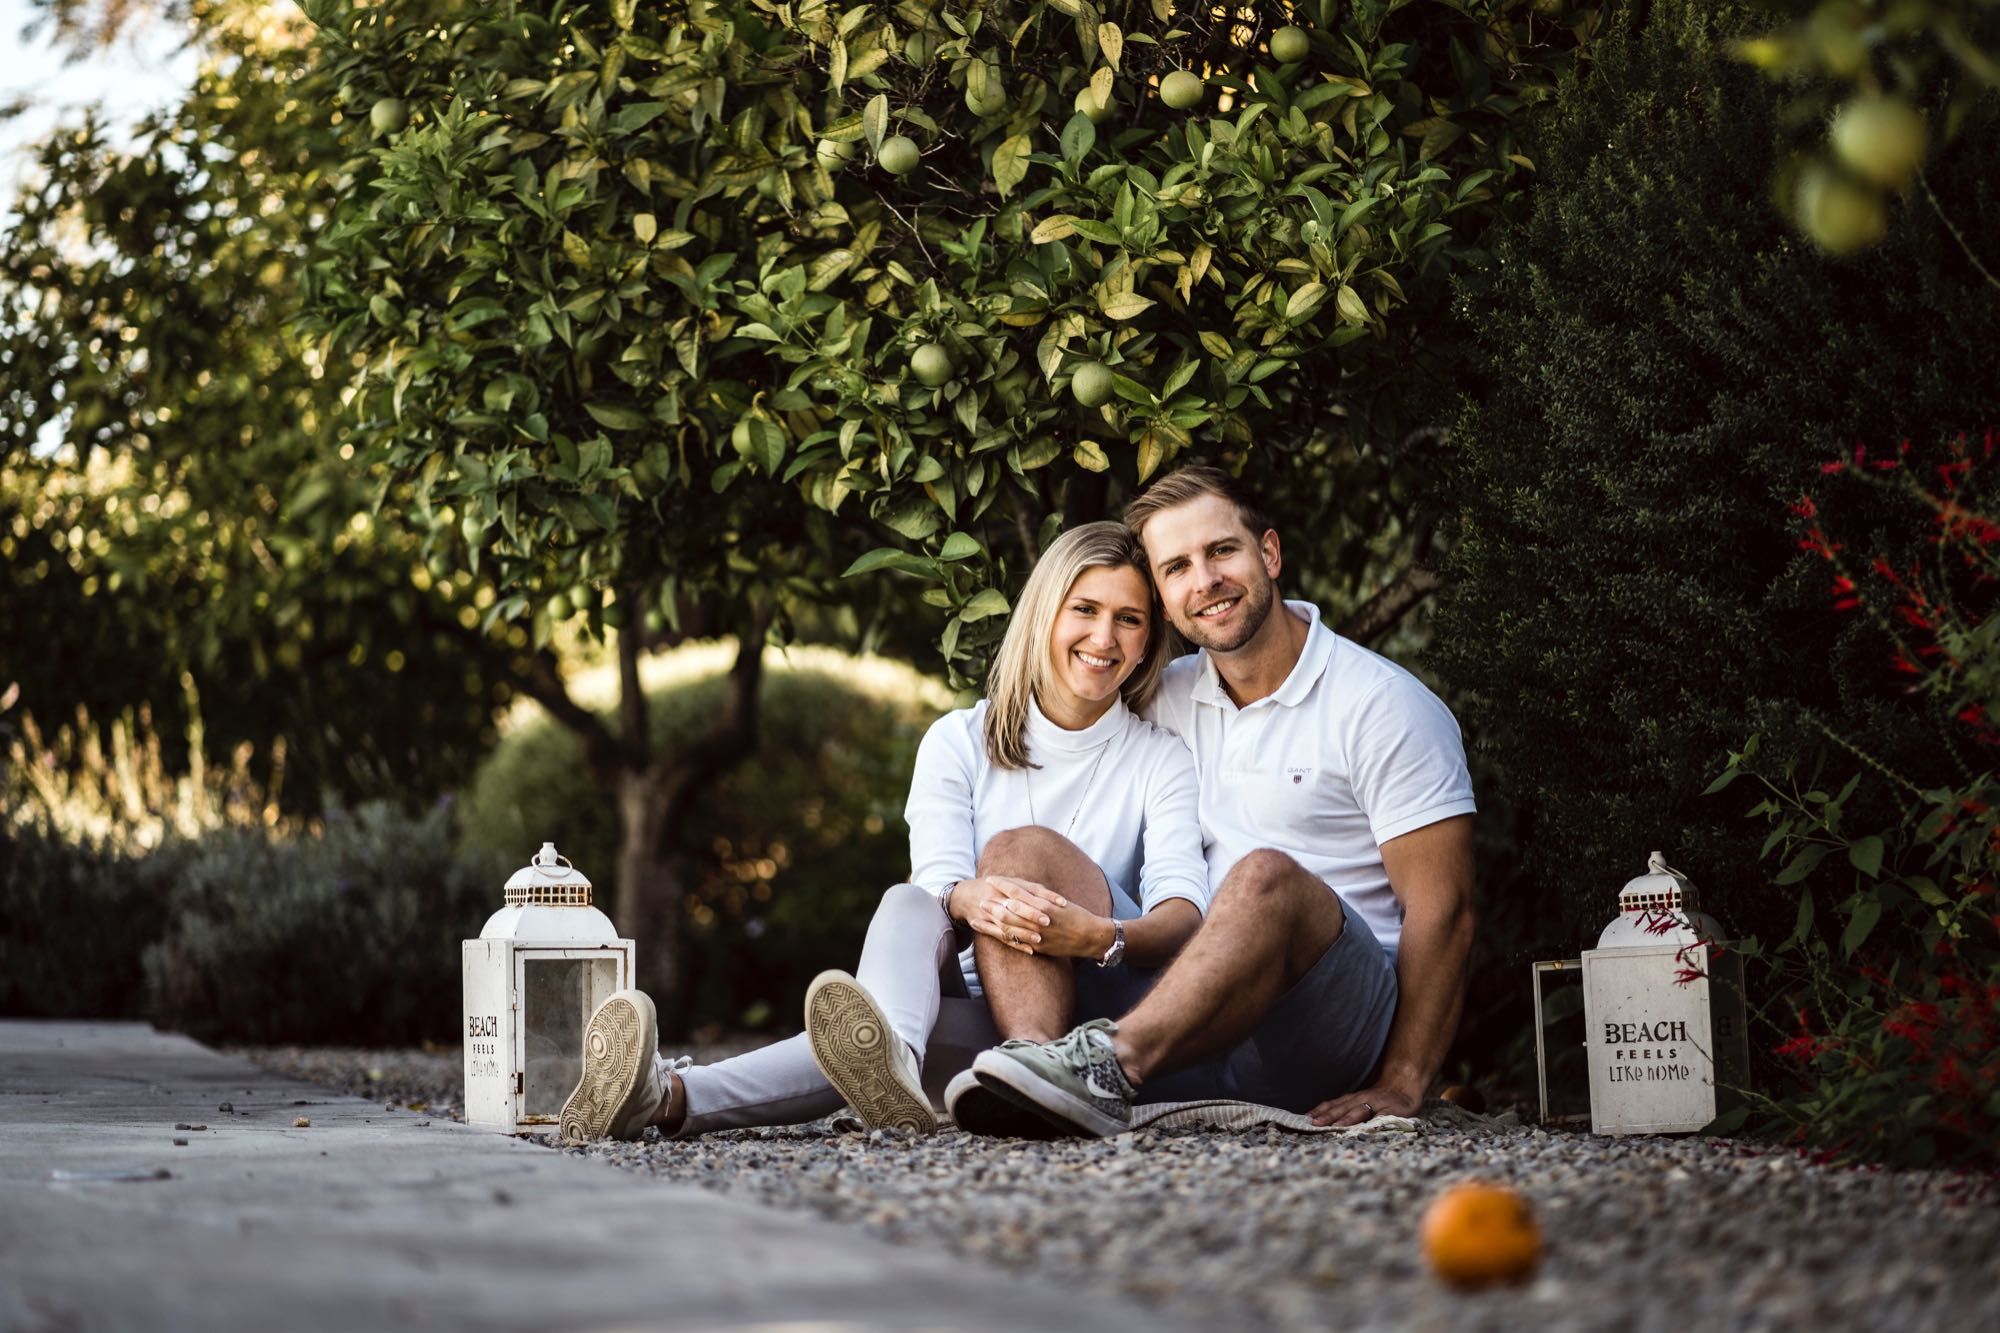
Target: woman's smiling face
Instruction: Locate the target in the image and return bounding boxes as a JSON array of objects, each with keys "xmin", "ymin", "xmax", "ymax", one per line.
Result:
[{"xmin": 1041, "ymin": 563, "xmax": 1153, "ymax": 728}]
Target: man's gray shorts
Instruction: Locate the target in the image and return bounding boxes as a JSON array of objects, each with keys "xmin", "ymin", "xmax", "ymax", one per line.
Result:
[
  {"xmin": 960, "ymin": 882, "xmax": 1397, "ymax": 1114},
  {"xmin": 1124, "ymin": 899, "xmax": 1399, "ymax": 1113}
]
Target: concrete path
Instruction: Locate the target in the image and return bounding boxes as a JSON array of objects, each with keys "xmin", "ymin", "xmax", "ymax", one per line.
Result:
[{"xmin": 0, "ymin": 1021, "xmax": 1162, "ymax": 1332}]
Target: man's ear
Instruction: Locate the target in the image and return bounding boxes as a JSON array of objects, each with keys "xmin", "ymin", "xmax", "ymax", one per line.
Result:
[{"xmin": 1260, "ymin": 528, "xmax": 1281, "ymax": 582}]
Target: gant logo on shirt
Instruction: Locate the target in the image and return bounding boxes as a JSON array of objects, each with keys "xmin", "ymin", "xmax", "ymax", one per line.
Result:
[{"xmin": 1285, "ymin": 766, "xmax": 1313, "ymax": 786}]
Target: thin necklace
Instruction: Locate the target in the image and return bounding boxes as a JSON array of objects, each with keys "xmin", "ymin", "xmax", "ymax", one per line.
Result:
[{"xmin": 1027, "ymin": 737, "xmax": 1113, "ymax": 840}]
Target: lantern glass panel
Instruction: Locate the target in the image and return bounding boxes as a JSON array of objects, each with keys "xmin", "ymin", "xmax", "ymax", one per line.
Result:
[{"xmin": 519, "ymin": 956, "xmax": 623, "ymax": 1120}]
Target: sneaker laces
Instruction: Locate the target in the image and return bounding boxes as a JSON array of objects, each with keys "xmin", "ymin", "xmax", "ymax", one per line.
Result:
[{"xmin": 654, "ymin": 1052, "xmax": 693, "ymax": 1084}]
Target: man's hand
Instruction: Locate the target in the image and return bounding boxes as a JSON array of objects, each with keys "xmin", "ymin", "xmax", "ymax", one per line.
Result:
[
  {"xmin": 952, "ymin": 874, "xmax": 1067, "ymax": 954},
  {"xmin": 1309, "ymin": 1074, "xmax": 1425, "ymax": 1128}
]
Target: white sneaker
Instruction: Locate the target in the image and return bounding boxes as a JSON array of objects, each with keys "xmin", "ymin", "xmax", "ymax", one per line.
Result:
[
  {"xmin": 804, "ymin": 970, "xmax": 936, "ymax": 1134},
  {"xmin": 559, "ymin": 989, "xmax": 663, "ymax": 1144}
]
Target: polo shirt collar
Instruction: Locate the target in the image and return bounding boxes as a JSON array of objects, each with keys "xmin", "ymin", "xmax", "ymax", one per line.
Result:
[{"xmin": 1190, "ymin": 599, "xmax": 1336, "ymax": 710}]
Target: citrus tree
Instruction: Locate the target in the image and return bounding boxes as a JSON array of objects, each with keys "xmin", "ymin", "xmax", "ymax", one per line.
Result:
[
  {"xmin": 303, "ymin": 0, "xmax": 1591, "ymax": 1006},
  {"xmin": 0, "ymin": 0, "xmax": 530, "ymax": 810}
]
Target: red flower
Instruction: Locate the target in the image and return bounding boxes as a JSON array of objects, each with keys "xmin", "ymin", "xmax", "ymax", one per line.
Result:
[{"xmin": 1790, "ymin": 494, "xmax": 1820, "ymax": 518}]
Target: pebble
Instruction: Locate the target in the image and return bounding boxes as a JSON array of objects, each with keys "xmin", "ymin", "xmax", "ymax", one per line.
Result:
[{"xmin": 243, "ymin": 1043, "xmax": 2000, "ymax": 1332}]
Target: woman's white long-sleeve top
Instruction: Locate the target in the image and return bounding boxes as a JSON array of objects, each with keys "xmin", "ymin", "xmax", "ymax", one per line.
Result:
[{"xmin": 903, "ymin": 697, "xmax": 1209, "ymax": 994}]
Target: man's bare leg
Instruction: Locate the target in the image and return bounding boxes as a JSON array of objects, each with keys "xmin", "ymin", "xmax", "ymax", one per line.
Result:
[
  {"xmin": 1112, "ymin": 849, "xmax": 1342, "ymax": 1085},
  {"xmin": 971, "ymin": 826, "xmax": 1114, "ymax": 1042}
]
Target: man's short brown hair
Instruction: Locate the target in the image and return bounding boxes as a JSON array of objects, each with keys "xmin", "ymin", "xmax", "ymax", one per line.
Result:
[{"xmin": 1123, "ymin": 464, "xmax": 1275, "ymax": 546}]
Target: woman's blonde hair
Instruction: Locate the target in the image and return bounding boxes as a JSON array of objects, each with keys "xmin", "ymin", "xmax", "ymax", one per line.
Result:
[{"xmin": 983, "ymin": 520, "xmax": 1167, "ymax": 769}]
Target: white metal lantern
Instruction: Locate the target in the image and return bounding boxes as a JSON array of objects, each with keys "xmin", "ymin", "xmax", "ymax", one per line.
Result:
[
  {"xmin": 462, "ymin": 843, "xmax": 634, "ymax": 1134},
  {"xmin": 1580, "ymin": 852, "xmax": 1750, "ymax": 1135}
]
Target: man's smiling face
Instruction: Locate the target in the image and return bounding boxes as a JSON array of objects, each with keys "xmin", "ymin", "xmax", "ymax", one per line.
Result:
[{"xmin": 1137, "ymin": 492, "xmax": 1280, "ymax": 654}]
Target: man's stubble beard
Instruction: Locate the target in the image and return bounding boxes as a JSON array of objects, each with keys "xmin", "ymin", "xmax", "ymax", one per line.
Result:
[{"xmin": 1176, "ymin": 569, "xmax": 1277, "ymax": 654}]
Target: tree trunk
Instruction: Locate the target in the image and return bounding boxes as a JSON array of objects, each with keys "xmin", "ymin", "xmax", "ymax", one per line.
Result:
[{"xmin": 608, "ymin": 616, "xmax": 768, "ymax": 1031}]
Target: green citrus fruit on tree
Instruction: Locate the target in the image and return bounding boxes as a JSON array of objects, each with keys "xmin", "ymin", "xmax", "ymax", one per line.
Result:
[
  {"xmin": 547, "ymin": 591, "xmax": 573, "ymax": 621},
  {"xmin": 1829, "ymin": 97, "xmax": 1927, "ymax": 189},
  {"xmin": 1160, "ymin": 71, "xmax": 1205, "ymax": 110},
  {"xmin": 1071, "ymin": 361, "xmax": 1115, "ymax": 408},
  {"xmin": 911, "ymin": 343, "xmax": 954, "ymax": 387},
  {"xmin": 965, "ymin": 63, "xmax": 1007, "ymax": 117},
  {"xmin": 1796, "ymin": 162, "xmax": 1887, "ymax": 255},
  {"xmin": 1270, "ymin": 25, "xmax": 1312, "ymax": 63},
  {"xmin": 816, "ymin": 137, "xmax": 855, "ymax": 170},
  {"xmin": 1073, "ymin": 86, "xmax": 1111, "ymax": 123},
  {"xmin": 369, "ymin": 97, "xmax": 408, "ymax": 137},
  {"xmin": 877, "ymin": 134, "xmax": 920, "ymax": 175}
]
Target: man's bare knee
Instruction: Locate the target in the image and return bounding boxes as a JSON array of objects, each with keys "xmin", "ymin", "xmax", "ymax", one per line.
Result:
[{"xmin": 1213, "ymin": 849, "xmax": 1342, "ymax": 945}]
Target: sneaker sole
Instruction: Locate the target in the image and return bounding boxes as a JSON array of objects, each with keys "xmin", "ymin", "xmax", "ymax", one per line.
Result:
[
  {"xmin": 558, "ymin": 991, "xmax": 656, "ymax": 1145},
  {"xmin": 805, "ymin": 972, "xmax": 936, "ymax": 1134},
  {"xmin": 944, "ymin": 1068, "xmax": 1069, "ymax": 1140},
  {"xmin": 971, "ymin": 1049, "xmax": 1128, "ymax": 1138}
]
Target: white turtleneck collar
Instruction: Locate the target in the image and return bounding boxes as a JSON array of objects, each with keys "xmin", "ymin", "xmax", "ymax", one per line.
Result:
[{"xmin": 1024, "ymin": 693, "xmax": 1130, "ymax": 755}]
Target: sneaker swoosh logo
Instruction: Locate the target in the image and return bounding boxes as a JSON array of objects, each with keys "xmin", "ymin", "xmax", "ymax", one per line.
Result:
[{"xmin": 1083, "ymin": 1073, "xmax": 1124, "ymax": 1103}]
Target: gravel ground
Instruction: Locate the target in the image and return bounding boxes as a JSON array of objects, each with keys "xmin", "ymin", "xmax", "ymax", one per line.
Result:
[{"xmin": 242, "ymin": 1041, "xmax": 2000, "ymax": 1332}]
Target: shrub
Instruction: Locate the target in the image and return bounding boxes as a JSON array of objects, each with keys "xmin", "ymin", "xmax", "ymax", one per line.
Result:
[
  {"xmin": 1428, "ymin": 0, "xmax": 2000, "ymax": 958},
  {"xmin": 0, "ymin": 825, "xmax": 185, "ymax": 1020},
  {"xmin": 141, "ymin": 801, "xmax": 494, "ymax": 1045},
  {"xmin": 1710, "ymin": 438, "xmax": 1999, "ymax": 1166},
  {"xmin": 455, "ymin": 643, "xmax": 949, "ymax": 1031}
]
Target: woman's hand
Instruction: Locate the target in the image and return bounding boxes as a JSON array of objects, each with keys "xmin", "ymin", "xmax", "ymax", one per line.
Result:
[
  {"xmin": 951, "ymin": 874, "xmax": 1112, "ymax": 959},
  {"xmin": 952, "ymin": 874, "xmax": 1062, "ymax": 953}
]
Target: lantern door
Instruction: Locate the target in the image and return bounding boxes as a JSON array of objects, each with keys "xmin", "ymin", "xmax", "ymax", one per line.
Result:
[
  {"xmin": 1582, "ymin": 942, "xmax": 1722, "ymax": 1135},
  {"xmin": 510, "ymin": 947, "xmax": 631, "ymax": 1129}
]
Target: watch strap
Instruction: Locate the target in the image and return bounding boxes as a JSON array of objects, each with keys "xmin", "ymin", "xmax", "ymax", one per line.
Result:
[{"xmin": 1096, "ymin": 918, "xmax": 1126, "ymax": 968}]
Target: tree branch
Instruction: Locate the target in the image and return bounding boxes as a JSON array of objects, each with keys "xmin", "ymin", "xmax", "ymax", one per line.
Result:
[
  {"xmin": 656, "ymin": 608, "xmax": 772, "ymax": 815},
  {"xmin": 1337, "ymin": 564, "xmax": 1441, "ymax": 646},
  {"xmin": 517, "ymin": 648, "xmax": 629, "ymax": 773}
]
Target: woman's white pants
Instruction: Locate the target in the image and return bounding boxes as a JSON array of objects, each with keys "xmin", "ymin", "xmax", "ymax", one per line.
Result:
[{"xmin": 672, "ymin": 882, "xmax": 1001, "ymax": 1135}]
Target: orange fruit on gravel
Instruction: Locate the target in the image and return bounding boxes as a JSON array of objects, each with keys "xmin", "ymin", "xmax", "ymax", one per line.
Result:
[{"xmin": 1420, "ymin": 1181, "xmax": 1542, "ymax": 1288}]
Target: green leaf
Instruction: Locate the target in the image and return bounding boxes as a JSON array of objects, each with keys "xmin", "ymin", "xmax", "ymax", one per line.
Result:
[
  {"xmin": 1099, "ymin": 291, "xmax": 1155, "ymax": 321},
  {"xmin": 939, "ymin": 532, "xmax": 982, "ymax": 561},
  {"xmin": 1285, "ymin": 282, "xmax": 1328, "ymax": 321},
  {"xmin": 584, "ymin": 402, "xmax": 648, "ymax": 431},
  {"xmin": 610, "ymin": 102, "xmax": 672, "ymax": 135},
  {"xmin": 993, "ymin": 133, "xmax": 1032, "ymax": 199},
  {"xmin": 1334, "ymin": 284, "xmax": 1368, "ymax": 325},
  {"xmin": 1847, "ymin": 835, "xmax": 1884, "ymax": 879},
  {"xmin": 1774, "ymin": 842, "xmax": 1828, "ymax": 886},
  {"xmin": 843, "ymin": 547, "xmax": 936, "ymax": 578},
  {"xmin": 1060, "ymin": 112, "xmax": 1096, "ymax": 163},
  {"xmin": 1072, "ymin": 440, "xmax": 1110, "ymax": 472},
  {"xmin": 1841, "ymin": 895, "xmax": 1882, "ymax": 957},
  {"xmin": 960, "ymin": 588, "xmax": 1010, "ymax": 621},
  {"xmin": 864, "ymin": 94, "xmax": 889, "ymax": 152},
  {"xmin": 1782, "ymin": 890, "xmax": 1815, "ymax": 950},
  {"xmin": 881, "ymin": 496, "xmax": 942, "ymax": 541},
  {"xmin": 1906, "ymin": 875, "xmax": 1949, "ymax": 907},
  {"xmin": 1701, "ymin": 767, "xmax": 1739, "ymax": 796},
  {"xmin": 1031, "ymin": 215, "xmax": 1078, "ymax": 243}
]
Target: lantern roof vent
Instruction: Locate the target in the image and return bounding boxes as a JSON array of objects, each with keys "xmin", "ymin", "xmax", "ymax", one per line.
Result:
[{"xmin": 504, "ymin": 842, "xmax": 593, "ymax": 907}]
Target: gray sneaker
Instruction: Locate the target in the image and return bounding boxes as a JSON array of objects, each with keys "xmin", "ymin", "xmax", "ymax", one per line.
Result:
[
  {"xmin": 944, "ymin": 1063, "xmax": 1069, "ymax": 1140},
  {"xmin": 559, "ymin": 989, "xmax": 664, "ymax": 1144},
  {"xmin": 970, "ymin": 1018, "xmax": 1136, "ymax": 1138},
  {"xmin": 805, "ymin": 970, "xmax": 937, "ymax": 1134}
]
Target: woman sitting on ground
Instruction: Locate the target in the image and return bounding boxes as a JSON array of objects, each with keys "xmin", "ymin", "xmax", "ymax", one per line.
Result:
[{"xmin": 558, "ymin": 520, "xmax": 1208, "ymax": 1142}]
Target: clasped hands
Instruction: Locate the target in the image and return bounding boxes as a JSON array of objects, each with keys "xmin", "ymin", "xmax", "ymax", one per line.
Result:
[{"xmin": 947, "ymin": 874, "xmax": 1113, "ymax": 959}]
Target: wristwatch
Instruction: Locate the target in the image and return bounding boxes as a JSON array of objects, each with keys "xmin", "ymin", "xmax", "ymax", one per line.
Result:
[{"xmin": 1096, "ymin": 918, "xmax": 1126, "ymax": 968}]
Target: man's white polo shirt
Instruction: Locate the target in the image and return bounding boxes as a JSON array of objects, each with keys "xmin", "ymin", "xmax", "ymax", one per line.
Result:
[{"xmin": 1144, "ymin": 600, "xmax": 1476, "ymax": 960}]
